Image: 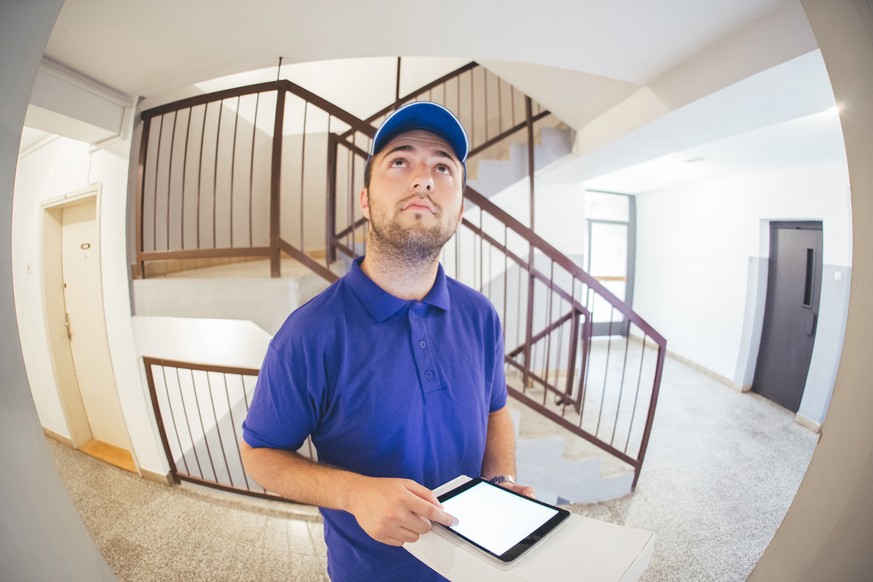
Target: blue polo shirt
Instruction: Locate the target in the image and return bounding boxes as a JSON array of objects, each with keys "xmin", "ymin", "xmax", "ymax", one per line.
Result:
[{"xmin": 242, "ymin": 257, "xmax": 507, "ymax": 581}]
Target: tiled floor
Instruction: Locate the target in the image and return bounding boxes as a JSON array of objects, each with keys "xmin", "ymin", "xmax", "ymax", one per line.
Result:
[{"xmin": 48, "ymin": 355, "xmax": 819, "ymax": 581}]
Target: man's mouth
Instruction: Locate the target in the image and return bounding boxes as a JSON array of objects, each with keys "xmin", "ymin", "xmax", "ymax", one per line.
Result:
[{"xmin": 401, "ymin": 199, "xmax": 437, "ymax": 214}]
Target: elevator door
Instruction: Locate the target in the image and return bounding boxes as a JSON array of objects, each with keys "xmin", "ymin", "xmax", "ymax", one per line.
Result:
[{"xmin": 752, "ymin": 221, "xmax": 822, "ymax": 412}]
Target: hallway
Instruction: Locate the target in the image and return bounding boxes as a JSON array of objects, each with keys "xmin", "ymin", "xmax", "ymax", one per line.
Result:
[{"xmin": 48, "ymin": 355, "xmax": 818, "ymax": 581}]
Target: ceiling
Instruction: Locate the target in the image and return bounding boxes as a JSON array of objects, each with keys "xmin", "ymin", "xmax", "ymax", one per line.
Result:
[{"xmin": 33, "ymin": 0, "xmax": 845, "ymax": 193}]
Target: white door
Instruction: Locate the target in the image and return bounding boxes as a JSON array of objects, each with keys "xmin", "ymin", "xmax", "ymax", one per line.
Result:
[{"xmin": 61, "ymin": 200, "xmax": 131, "ymax": 451}]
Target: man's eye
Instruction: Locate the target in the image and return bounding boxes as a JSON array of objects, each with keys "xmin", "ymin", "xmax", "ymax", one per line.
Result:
[
  {"xmin": 435, "ymin": 164, "xmax": 451, "ymax": 174},
  {"xmin": 389, "ymin": 158, "xmax": 407, "ymax": 167}
]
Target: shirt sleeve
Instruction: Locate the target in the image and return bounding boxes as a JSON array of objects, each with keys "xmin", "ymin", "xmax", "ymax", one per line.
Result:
[{"xmin": 241, "ymin": 335, "xmax": 322, "ymax": 451}]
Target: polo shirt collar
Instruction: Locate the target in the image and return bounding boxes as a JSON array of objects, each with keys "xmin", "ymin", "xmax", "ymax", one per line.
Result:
[{"xmin": 347, "ymin": 256, "xmax": 451, "ymax": 322}]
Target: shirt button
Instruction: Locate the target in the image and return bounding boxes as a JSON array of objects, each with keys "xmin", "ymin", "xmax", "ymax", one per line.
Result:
[
  {"xmin": 419, "ymin": 340, "xmax": 427, "ymax": 349},
  {"xmin": 425, "ymin": 370, "xmax": 434, "ymax": 380}
]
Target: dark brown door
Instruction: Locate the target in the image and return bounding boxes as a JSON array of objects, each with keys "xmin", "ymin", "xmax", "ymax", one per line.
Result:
[{"xmin": 752, "ymin": 221, "xmax": 822, "ymax": 412}]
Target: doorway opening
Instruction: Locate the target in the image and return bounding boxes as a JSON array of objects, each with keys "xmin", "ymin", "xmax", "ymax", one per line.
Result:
[
  {"xmin": 585, "ymin": 190, "xmax": 636, "ymax": 337},
  {"xmin": 42, "ymin": 186, "xmax": 135, "ymax": 472}
]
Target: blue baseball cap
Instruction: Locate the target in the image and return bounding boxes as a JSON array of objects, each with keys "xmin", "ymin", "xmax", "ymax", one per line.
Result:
[{"xmin": 369, "ymin": 101, "xmax": 469, "ymax": 164}]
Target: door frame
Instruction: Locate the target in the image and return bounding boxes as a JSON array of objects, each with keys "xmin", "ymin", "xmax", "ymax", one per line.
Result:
[
  {"xmin": 41, "ymin": 185, "xmax": 110, "ymax": 448},
  {"xmin": 585, "ymin": 192, "xmax": 636, "ymax": 337},
  {"xmin": 752, "ymin": 219, "xmax": 823, "ymax": 411}
]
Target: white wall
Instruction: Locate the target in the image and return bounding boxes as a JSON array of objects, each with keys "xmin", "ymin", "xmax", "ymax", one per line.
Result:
[
  {"xmin": 633, "ymin": 161, "xmax": 851, "ymax": 400},
  {"xmin": 12, "ymin": 133, "xmax": 169, "ymax": 473},
  {"xmin": 13, "ymin": 137, "xmax": 84, "ymax": 434},
  {"xmin": 490, "ymin": 178, "xmax": 587, "ymax": 255}
]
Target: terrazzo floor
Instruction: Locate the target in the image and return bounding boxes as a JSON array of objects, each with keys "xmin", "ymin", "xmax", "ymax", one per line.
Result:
[{"xmin": 48, "ymin": 355, "xmax": 819, "ymax": 581}]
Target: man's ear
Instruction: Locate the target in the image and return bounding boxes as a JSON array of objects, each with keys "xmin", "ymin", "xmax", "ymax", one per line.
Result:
[{"xmin": 360, "ymin": 187, "xmax": 371, "ymax": 220}]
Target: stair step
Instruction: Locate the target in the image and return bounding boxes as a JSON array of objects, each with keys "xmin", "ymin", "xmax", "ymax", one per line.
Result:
[
  {"xmin": 517, "ymin": 436, "xmax": 565, "ymax": 464},
  {"xmin": 132, "ymin": 260, "xmax": 331, "ymax": 335},
  {"xmin": 468, "ymin": 127, "xmax": 573, "ymax": 197},
  {"xmin": 513, "ymin": 403, "xmax": 635, "ymax": 505}
]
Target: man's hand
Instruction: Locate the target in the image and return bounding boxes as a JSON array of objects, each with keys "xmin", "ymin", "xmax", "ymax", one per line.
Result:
[
  {"xmin": 499, "ymin": 481, "xmax": 536, "ymax": 499},
  {"xmin": 347, "ymin": 477, "xmax": 458, "ymax": 546}
]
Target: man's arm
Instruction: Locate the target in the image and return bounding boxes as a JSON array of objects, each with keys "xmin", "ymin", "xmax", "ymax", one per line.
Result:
[
  {"xmin": 240, "ymin": 442, "xmax": 456, "ymax": 546},
  {"xmin": 481, "ymin": 405, "xmax": 536, "ymax": 498}
]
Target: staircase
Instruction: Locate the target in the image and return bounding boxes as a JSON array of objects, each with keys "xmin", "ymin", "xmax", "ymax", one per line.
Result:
[
  {"xmin": 133, "ymin": 62, "xmax": 666, "ymax": 505},
  {"xmin": 469, "ymin": 125, "xmax": 574, "ymax": 197},
  {"xmin": 512, "ymin": 406, "xmax": 635, "ymax": 505}
]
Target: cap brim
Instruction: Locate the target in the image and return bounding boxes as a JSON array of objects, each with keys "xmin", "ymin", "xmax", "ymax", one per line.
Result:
[{"xmin": 370, "ymin": 102, "xmax": 468, "ymax": 163}]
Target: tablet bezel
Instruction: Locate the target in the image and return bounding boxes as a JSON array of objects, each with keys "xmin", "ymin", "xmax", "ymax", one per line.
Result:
[{"xmin": 435, "ymin": 477, "xmax": 570, "ymax": 564}]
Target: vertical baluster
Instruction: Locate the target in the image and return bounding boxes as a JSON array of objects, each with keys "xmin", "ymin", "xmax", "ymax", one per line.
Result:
[
  {"xmin": 158, "ymin": 365, "xmax": 187, "ymax": 477},
  {"xmin": 151, "ymin": 115, "xmax": 165, "ymax": 254},
  {"xmin": 497, "ymin": 77, "xmax": 504, "ymax": 138},
  {"xmin": 516, "ymin": 252, "xmax": 524, "ymax": 369},
  {"xmin": 299, "ymin": 100, "xmax": 308, "ymax": 252},
  {"xmin": 166, "ymin": 110, "xmax": 178, "ymax": 252},
  {"xmin": 483, "ymin": 69, "xmax": 489, "ymax": 144},
  {"xmin": 270, "ymin": 89, "xmax": 285, "ymax": 277},
  {"xmin": 543, "ymin": 261, "xmax": 555, "ymax": 401},
  {"xmin": 180, "ymin": 107, "xmax": 192, "ymax": 250},
  {"xmin": 610, "ymin": 321, "xmax": 632, "ymax": 447},
  {"xmin": 135, "ymin": 117, "xmax": 152, "ymax": 277},
  {"xmin": 205, "ymin": 371, "xmax": 233, "ymax": 488},
  {"xmin": 555, "ymin": 298, "xmax": 566, "ymax": 417},
  {"xmin": 624, "ymin": 331, "xmax": 648, "ymax": 456},
  {"xmin": 525, "ymin": 97, "xmax": 535, "ymax": 231},
  {"xmin": 478, "ymin": 209, "xmax": 483, "ymax": 290},
  {"xmin": 212, "ymin": 99, "xmax": 224, "ymax": 250},
  {"xmin": 196, "ymin": 103, "xmax": 208, "ymax": 250},
  {"xmin": 189, "ymin": 368, "xmax": 218, "ymax": 482},
  {"xmin": 470, "ymin": 68, "xmax": 476, "ymax": 148},
  {"xmin": 456, "ymin": 73, "xmax": 461, "ymax": 131},
  {"xmin": 510, "ymin": 85, "xmax": 517, "ymax": 127},
  {"xmin": 224, "ymin": 373, "xmax": 257, "ymax": 492},
  {"xmin": 176, "ymin": 367, "xmax": 203, "ymax": 479},
  {"xmin": 229, "ymin": 96, "xmax": 241, "ymax": 249},
  {"xmin": 595, "ymin": 306, "xmax": 617, "ymax": 437},
  {"xmin": 249, "ymin": 93, "xmax": 260, "ymax": 248},
  {"xmin": 345, "ymin": 139, "xmax": 350, "ymax": 255},
  {"xmin": 579, "ymin": 289, "xmax": 594, "ymax": 419},
  {"xmin": 221, "ymin": 372, "xmax": 252, "ymax": 491},
  {"xmin": 502, "ymin": 224, "xmax": 509, "ymax": 347},
  {"xmin": 454, "ymin": 207, "xmax": 461, "ymax": 279},
  {"xmin": 160, "ymin": 365, "xmax": 187, "ymax": 477}
]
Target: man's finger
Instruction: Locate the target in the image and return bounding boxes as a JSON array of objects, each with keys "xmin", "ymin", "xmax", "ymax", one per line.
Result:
[
  {"xmin": 411, "ymin": 497, "xmax": 457, "ymax": 527},
  {"xmin": 404, "ymin": 482, "xmax": 458, "ymax": 527},
  {"xmin": 404, "ymin": 512, "xmax": 434, "ymax": 535}
]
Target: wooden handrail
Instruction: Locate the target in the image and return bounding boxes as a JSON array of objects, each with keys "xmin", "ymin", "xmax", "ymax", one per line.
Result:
[
  {"xmin": 136, "ymin": 63, "xmax": 666, "ymax": 495},
  {"xmin": 464, "ymin": 185, "xmax": 665, "ymax": 344}
]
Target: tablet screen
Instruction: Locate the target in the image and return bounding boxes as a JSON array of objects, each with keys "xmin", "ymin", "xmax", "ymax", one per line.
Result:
[{"xmin": 437, "ymin": 478, "xmax": 569, "ymax": 563}]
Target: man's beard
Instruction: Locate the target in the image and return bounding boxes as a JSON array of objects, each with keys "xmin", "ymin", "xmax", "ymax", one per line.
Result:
[{"xmin": 366, "ymin": 193, "xmax": 459, "ymax": 265}]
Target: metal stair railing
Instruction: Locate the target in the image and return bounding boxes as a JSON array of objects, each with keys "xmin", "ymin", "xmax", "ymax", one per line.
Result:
[
  {"xmin": 453, "ymin": 186, "xmax": 666, "ymax": 488},
  {"xmin": 143, "ymin": 357, "xmax": 316, "ymax": 500},
  {"xmin": 327, "ymin": 63, "xmax": 667, "ymax": 488},
  {"xmin": 136, "ymin": 79, "xmax": 373, "ymax": 281},
  {"xmin": 135, "ymin": 62, "xmax": 666, "ymax": 491}
]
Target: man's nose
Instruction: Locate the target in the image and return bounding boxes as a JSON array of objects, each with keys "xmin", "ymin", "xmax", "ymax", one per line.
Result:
[{"xmin": 412, "ymin": 170, "xmax": 434, "ymax": 194}]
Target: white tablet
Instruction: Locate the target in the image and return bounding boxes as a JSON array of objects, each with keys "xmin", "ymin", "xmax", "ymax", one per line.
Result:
[{"xmin": 436, "ymin": 477, "xmax": 570, "ymax": 566}]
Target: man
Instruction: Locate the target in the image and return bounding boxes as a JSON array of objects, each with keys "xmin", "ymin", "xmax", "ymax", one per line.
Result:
[{"xmin": 241, "ymin": 101, "xmax": 532, "ymax": 581}]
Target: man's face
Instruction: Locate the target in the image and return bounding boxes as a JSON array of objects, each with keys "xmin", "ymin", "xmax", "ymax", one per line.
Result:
[{"xmin": 361, "ymin": 129, "xmax": 465, "ymax": 262}]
